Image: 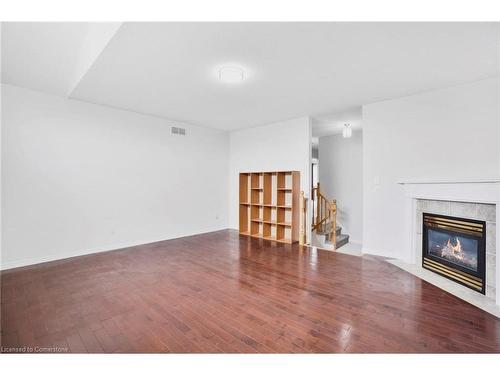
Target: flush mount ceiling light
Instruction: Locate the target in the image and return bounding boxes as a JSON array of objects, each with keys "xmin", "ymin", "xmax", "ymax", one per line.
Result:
[
  {"xmin": 342, "ymin": 123, "xmax": 352, "ymax": 138},
  {"xmin": 218, "ymin": 65, "xmax": 245, "ymax": 83}
]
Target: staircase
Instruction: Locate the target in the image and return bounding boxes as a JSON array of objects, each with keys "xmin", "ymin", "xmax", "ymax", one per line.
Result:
[{"xmin": 311, "ymin": 183, "xmax": 349, "ymax": 250}]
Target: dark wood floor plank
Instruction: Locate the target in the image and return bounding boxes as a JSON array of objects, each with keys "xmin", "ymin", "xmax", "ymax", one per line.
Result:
[
  {"xmin": 1, "ymin": 229, "xmax": 499, "ymax": 353},
  {"xmin": 77, "ymin": 326, "xmax": 104, "ymax": 353},
  {"xmin": 65, "ymin": 330, "xmax": 88, "ymax": 353}
]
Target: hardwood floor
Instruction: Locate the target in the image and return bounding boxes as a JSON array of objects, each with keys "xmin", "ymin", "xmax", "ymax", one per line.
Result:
[{"xmin": 1, "ymin": 229, "xmax": 499, "ymax": 353}]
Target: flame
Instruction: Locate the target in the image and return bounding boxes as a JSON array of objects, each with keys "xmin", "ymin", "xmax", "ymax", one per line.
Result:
[
  {"xmin": 447, "ymin": 238, "xmax": 462, "ymax": 254},
  {"xmin": 441, "ymin": 237, "xmax": 464, "ymax": 260}
]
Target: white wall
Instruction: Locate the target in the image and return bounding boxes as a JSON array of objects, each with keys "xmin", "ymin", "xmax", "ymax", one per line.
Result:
[
  {"xmin": 1, "ymin": 84, "xmax": 229, "ymax": 269},
  {"xmin": 318, "ymin": 130, "xmax": 363, "ymax": 244},
  {"xmin": 0, "ymin": 25, "xmax": 3, "ymax": 273},
  {"xmin": 228, "ymin": 117, "xmax": 312, "ymax": 230},
  {"xmin": 363, "ymin": 78, "xmax": 499, "ymax": 259}
]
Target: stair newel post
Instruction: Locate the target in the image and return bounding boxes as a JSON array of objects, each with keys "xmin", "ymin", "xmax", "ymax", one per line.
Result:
[{"xmin": 327, "ymin": 203, "xmax": 331, "ymax": 240}]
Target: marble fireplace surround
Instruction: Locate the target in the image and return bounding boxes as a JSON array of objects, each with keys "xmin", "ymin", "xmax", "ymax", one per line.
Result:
[{"xmin": 392, "ymin": 179, "xmax": 500, "ymax": 317}]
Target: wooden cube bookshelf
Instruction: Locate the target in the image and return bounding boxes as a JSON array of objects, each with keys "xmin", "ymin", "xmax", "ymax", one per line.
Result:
[{"xmin": 239, "ymin": 171, "xmax": 300, "ymax": 243}]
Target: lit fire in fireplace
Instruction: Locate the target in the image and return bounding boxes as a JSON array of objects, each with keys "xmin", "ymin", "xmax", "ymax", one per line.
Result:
[
  {"xmin": 441, "ymin": 237, "xmax": 464, "ymax": 261},
  {"xmin": 429, "ymin": 233, "xmax": 478, "ymax": 270}
]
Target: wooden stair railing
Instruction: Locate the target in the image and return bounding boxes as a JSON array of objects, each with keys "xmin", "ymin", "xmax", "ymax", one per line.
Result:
[{"xmin": 312, "ymin": 183, "xmax": 337, "ymax": 248}]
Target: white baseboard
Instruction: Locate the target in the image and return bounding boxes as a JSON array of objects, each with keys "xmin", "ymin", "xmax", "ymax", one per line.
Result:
[
  {"xmin": 0, "ymin": 227, "xmax": 228, "ymax": 271},
  {"xmin": 361, "ymin": 246, "xmax": 396, "ymax": 259},
  {"xmin": 349, "ymin": 239, "xmax": 362, "ymax": 247}
]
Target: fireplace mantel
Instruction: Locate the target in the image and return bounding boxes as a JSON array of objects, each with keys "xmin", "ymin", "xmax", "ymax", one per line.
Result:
[
  {"xmin": 399, "ymin": 179, "xmax": 500, "ymax": 206},
  {"xmin": 397, "ymin": 179, "xmax": 500, "ymax": 310}
]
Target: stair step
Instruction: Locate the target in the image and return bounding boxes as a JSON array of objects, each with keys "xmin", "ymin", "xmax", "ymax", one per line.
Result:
[{"xmin": 326, "ymin": 234, "xmax": 349, "ymax": 249}]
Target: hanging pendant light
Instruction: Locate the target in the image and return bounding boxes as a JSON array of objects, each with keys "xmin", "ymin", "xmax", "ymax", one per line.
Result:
[{"xmin": 342, "ymin": 123, "xmax": 352, "ymax": 138}]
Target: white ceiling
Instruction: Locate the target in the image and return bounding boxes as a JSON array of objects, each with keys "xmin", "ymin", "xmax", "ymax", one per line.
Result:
[
  {"xmin": 2, "ymin": 22, "xmax": 93, "ymax": 96},
  {"xmin": 2, "ymin": 22, "xmax": 498, "ymax": 131},
  {"xmin": 312, "ymin": 107, "xmax": 362, "ymax": 137}
]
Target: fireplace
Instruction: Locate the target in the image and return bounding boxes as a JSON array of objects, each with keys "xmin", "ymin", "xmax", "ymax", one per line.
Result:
[{"xmin": 422, "ymin": 213, "xmax": 486, "ymax": 294}]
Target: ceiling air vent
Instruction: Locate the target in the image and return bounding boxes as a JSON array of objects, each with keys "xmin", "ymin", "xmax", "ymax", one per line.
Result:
[{"xmin": 171, "ymin": 126, "xmax": 186, "ymax": 135}]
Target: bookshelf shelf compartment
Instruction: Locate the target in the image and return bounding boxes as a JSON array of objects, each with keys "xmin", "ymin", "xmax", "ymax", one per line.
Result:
[{"xmin": 239, "ymin": 171, "xmax": 299, "ymax": 244}]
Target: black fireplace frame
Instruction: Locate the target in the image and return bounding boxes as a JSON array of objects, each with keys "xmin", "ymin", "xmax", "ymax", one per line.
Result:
[{"xmin": 422, "ymin": 212, "xmax": 486, "ymax": 294}]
